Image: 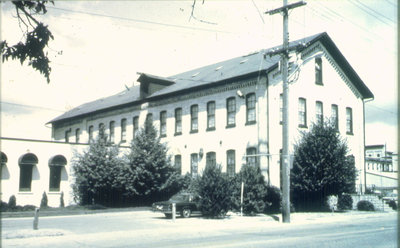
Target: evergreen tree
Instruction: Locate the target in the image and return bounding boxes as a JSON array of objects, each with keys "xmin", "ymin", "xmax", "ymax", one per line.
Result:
[
  {"xmin": 291, "ymin": 121, "xmax": 357, "ymax": 211},
  {"xmin": 231, "ymin": 164, "xmax": 268, "ymax": 216},
  {"xmin": 123, "ymin": 118, "xmax": 175, "ymax": 204},
  {"xmin": 196, "ymin": 163, "xmax": 232, "ymax": 218},
  {"xmin": 40, "ymin": 191, "xmax": 48, "ymax": 208},
  {"xmin": 72, "ymin": 126, "xmax": 124, "ymax": 206}
]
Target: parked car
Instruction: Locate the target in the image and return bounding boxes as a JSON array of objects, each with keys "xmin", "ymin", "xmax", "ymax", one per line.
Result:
[
  {"xmin": 152, "ymin": 192, "xmax": 201, "ymax": 218},
  {"xmin": 382, "ymin": 193, "xmax": 398, "ymax": 203}
]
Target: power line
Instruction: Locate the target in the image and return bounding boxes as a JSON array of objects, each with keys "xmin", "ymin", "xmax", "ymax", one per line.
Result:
[
  {"xmin": 47, "ymin": 6, "xmax": 232, "ymax": 34},
  {"xmin": 349, "ymin": 0, "xmax": 395, "ymax": 26}
]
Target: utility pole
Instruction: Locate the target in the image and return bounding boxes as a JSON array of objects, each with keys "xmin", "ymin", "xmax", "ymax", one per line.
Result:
[{"xmin": 265, "ymin": 0, "xmax": 306, "ymax": 223}]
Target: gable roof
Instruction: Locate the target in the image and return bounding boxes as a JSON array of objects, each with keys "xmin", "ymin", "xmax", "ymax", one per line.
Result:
[{"xmin": 49, "ymin": 32, "xmax": 373, "ymax": 124}]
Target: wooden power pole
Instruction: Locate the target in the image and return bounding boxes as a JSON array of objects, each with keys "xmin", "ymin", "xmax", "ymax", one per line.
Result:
[{"xmin": 265, "ymin": 0, "xmax": 306, "ymax": 223}]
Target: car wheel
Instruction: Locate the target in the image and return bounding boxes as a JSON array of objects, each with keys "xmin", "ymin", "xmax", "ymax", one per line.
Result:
[
  {"xmin": 181, "ymin": 208, "xmax": 191, "ymax": 218},
  {"xmin": 164, "ymin": 213, "xmax": 172, "ymax": 218}
]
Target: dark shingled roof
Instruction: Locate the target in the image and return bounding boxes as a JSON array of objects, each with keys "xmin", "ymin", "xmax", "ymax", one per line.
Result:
[{"xmin": 49, "ymin": 32, "xmax": 374, "ymax": 124}]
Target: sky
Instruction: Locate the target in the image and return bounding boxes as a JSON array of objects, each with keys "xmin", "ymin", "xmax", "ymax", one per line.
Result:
[{"xmin": 1, "ymin": 0, "xmax": 397, "ymax": 151}]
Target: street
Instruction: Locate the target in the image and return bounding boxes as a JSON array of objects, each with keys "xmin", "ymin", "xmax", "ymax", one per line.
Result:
[{"xmin": 2, "ymin": 210, "xmax": 397, "ymax": 247}]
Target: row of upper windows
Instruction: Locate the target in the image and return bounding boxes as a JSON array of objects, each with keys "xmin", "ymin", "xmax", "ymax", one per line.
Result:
[
  {"xmin": 65, "ymin": 93, "xmax": 257, "ymax": 143},
  {"xmin": 280, "ymin": 96, "xmax": 354, "ymax": 135},
  {"xmin": 174, "ymin": 147, "xmax": 258, "ymax": 178}
]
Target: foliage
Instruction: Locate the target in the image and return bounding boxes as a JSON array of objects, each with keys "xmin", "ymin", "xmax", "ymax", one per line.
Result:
[
  {"xmin": 72, "ymin": 126, "xmax": 125, "ymax": 206},
  {"xmin": 291, "ymin": 122, "xmax": 357, "ymax": 211},
  {"xmin": 1, "ymin": 1, "xmax": 55, "ymax": 83},
  {"xmin": 122, "ymin": 118, "xmax": 176, "ymax": 204},
  {"xmin": 60, "ymin": 191, "xmax": 65, "ymax": 208},
  {"xmin": 231, "ymin": 164, "xmax": 268, "ymax": 216},
  {"xmin": 195, "ymin": 163, "xmax": 232, "ymax": 218},
  {"xmin": 337, "ymin": 194, "xmax": 353, "ymax": 211},
  {"xmin": 357, "ymin": 200, "xmax": 375, "ymax": 211},
  {"xmin": 8, "ymin": 195, "xmax": 17, "ymax": 209},
  {"xmin": 264, "ymin": 185, "xmax": 282, "ymax": 214},
  {"xmin": 40, "ymin": 191, "xmax": 48, "ymax": 208},
  {"xmin": 326, "ymin": 195, "xmax": 338, "ymax": 212}
]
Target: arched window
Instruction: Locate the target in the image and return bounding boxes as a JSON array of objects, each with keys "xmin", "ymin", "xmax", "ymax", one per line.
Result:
[
  {"xmin": 206, "ymin": 152, "xmax": 216, "ymax": 167},
  {"xmin": 48, "ymin": 155, "xmax": 67, "ymax": 192},
  {"xmin": 226, "ymin": 150, "xmax": 235, "ymax": 177},
  {"xmin": 19, "ymin": 153, "xmax": 38, "ymax": 191},
  {"xmin": 1, "ymin": 152, "xmax": 7, "ymax": 166}
]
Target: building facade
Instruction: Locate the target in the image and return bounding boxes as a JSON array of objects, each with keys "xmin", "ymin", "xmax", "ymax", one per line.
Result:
[
  {"xmin": 1, "ymin": 33, "xmax": 374, "ymax": 207},
  {"xmin": 365, "ymin": 144, "xmax": 398, "ymax": 191}
]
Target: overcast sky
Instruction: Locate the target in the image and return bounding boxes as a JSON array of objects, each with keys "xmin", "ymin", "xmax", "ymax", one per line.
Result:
[{"xmin": 1, "ymin": 0, "xmax": 397, "ymax": 151}]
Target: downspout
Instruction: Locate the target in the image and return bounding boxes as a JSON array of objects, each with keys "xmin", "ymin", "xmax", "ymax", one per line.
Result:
[
  {"xmin": 266, "ymin": 73, "xmax": 270, "ymax": 185},
  {"xmin": 363, "ymin": 97, "xmax": 374, "ymax": 194}
]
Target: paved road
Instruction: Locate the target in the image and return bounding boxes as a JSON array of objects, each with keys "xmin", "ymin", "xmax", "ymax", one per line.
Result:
[{"xmin": 2, "ymin": 211, "xmax": 397, "ymax": 247}]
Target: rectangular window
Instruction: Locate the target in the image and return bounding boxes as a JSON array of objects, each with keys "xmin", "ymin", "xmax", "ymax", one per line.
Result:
[
  {"xmin": 133, "ymin": 116, "xmax": 139, "ymax": 139},
  {"xmin": 298, "ymin": 98, "xmax": 307, "ymax": 128},
  {"xmin": 191, "ymin": 153, "xmax": 198, "ymax": 177},
  {"xmin": 315, "ymin": 57, "xmax": 323, "ymax": 85},
  {"xmin": 207, "ymin": 101, "xmax": 216, "ymax": 131},
  {"xmin": 346, "ymin": 107, "xmax": 353, "ymax": 134},
  {"xmin": 331, "ymin": 104, "xmax": 339, "ymax": 131},
  {"xmin": 246, "ymin": 147, "xmax": 257, "ymax": 167},
  {"xmin": 227, "ymin": 150, "xmax": 236, "ymax": 177},
  {"xmin": 109, "ymin": 121, "xmax": 115, "ymax": 143},
  {"xmin": 98, "ymin": 123, "xmax": 105, "ymax": 138},
  {"xmin": 316, "ymin": 101, "xmax": 323, "ymax": 125},
  {"xmin": 226, "ymin": 97, "xmax": 236, "ymax": 128},
  {"xmin": 49, "ymin": 166, "xmax": 62, "ymax": 192},
  {"xmin": 160, "ymin": 111, "xmax": 167, "ymax": 137},
  {"xmin": 65, "ymin": 130, "xmax": 71, "ymax": 143},
  {"xmin": 246, "ymin": 93, "xmax": 256, "ymax": 124},
  {"xmin": 121, "ymin": 119, "xmax": 127, "ymax": 143},
  {"xmin": 206, "ymin": 152, "xmax": 216, "ymax": 167},
  {"xmin": 279, "ymin": 94, "xmax": 283, "ymax": 124},
  {"xmin": 174, "ymin": 155, "xmax": 182, "ymax": 174},
  {"xmin": 190, "ymin": 105, "xmax": 199, "ymax": 133},
  {"xmin": 75, "ymin": 128, "xmax": 80, "ymax": 143},
  {"xmin": 145, "ymin": 113, "xmax": 153, "ymax": 133},
  {"xmin": 175, "ymin": 108, "xmax": 182, "ymax": 135},
  {"xmin": 19, "ymin": 164, "xmax": 33, "ymax": 191}
]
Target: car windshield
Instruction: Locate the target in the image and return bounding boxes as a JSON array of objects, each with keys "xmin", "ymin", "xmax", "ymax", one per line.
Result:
[{"xmin": 170, "ymin": 194, "xmax": 189, "ymax": 201}]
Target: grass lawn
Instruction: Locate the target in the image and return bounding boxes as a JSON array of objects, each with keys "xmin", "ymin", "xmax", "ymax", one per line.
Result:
[{"xmin": 1, "ymin": 205, "xmax": 150, "ymax": 218}]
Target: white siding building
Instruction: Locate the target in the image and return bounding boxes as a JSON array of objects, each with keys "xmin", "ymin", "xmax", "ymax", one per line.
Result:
[{"xmin": 1, "ymin": 32, "xmax": 374, "ymax": 207}]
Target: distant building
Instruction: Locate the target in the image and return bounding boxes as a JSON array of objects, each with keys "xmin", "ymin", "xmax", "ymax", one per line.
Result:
[
  {"xmin": 365, "ymin": 144, "xmax": 398, "ymax": 191},
  {"xmin": 1, "ymin": 32, "xmax": 374, "ymax": 207}
]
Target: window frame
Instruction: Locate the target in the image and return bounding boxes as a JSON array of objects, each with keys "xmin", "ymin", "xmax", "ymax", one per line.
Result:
[
  {"xmin": 246, "ymin": 93, "xmax": 256, "ymax": 125},
  {"xmin": 331, "ymin": 104, "xmax": 339, "ymax": 131},
  {"xmin": 226, "ymin": 150, "xmax": 236, "ymax": 177},
  {"xmin": 160, "ymin": 111, "xmax": 167, "ymax": 137},
  {"xmin": 315, "ymin": 101, "xmax": 323, "ymax": 125},
  {"xmin": 315, "ymin": 57, "xmax": 323, "ymax": 85},
  {"xmin": 174, "ymin": 155, "xmax": 182, "ymax": 174},
  {"xmin": 226, "ymin": 97, "xmax": 236, "ymax": 128},
  {"xmin": 109, "ymin": 121, "xmax": 115, "ymax": 143},
  {"xmin": 206, "ymin": 152, "xmax": 216, "ymax": 167},
  {"xmin": 191, "ymin": 153, "xmax": 198, "ymax": 177},
  {"xmin": 346, "ymin": 107, "xmax": 353, "ymax": 135},
  {"xmin": 88, "ymin": 125, "xmax": 94, "ymax": 143},
  {"xmin": 121, "ymin": 118, "xmax": 127, "ymax": 143},
  {"xmin": 75, "ymin": 128, "xmax": 80, "ymax": 143},
  {"xmin": 190, "ymin": 105, "xmax": 199, "ymax": 133},
  {"xmin": 133, "ymin": 116, "xmax": 139, "ymax": 139},
  {"xmin": 207, "ymin": 101, "xmax": 216, "ymax": 131},
  {"xmin": 175, "ymin": 108, "xmax": 182, "ymax": 136},
  {"xmin": 298, "ymin": 97, "xmax": 307, "ymax": 128}
]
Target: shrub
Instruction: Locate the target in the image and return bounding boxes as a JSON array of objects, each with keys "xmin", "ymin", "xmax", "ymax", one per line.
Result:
[
  {"xmin": 60, "ymin": 192, "xmax": 65, "ymax": 208},
  {"xmin": 338, "ymin": 194, "xmax": 353, "ymax": 210},
  {"xmin": 326, "ymin": 195, "xmax": 338, "ymax": 212},
  {"xmin": 22, "ymin": 205, "xmax": 36, "ymax": 211},
  {"xmin": 357, "ymin": 200, "xmax": 375, "ymax": 211},
  {"xmin": 388, "ymin": 200, "xmax": 397, "ymax": 210},
  {"xmin": 264, "ymin": 185, "xmax": 282, "ymax": 214},
  {"xmin": 8, "ymin": 195, "xmax": 16, "ymax": 209},
  {"xmin": 1, "ymin": 201, "xmax": 8, "ymax": 211},
  {"xmin": 196, "ymin": 163, "xmax": 232, "ymax": 218},
  {"xmin": 231, "ymin": 165, "xmax": 268, "ymax": 216},
  {"xmin": 40, "ymin": 192, "xmax": 48, "ymax": 208}
]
